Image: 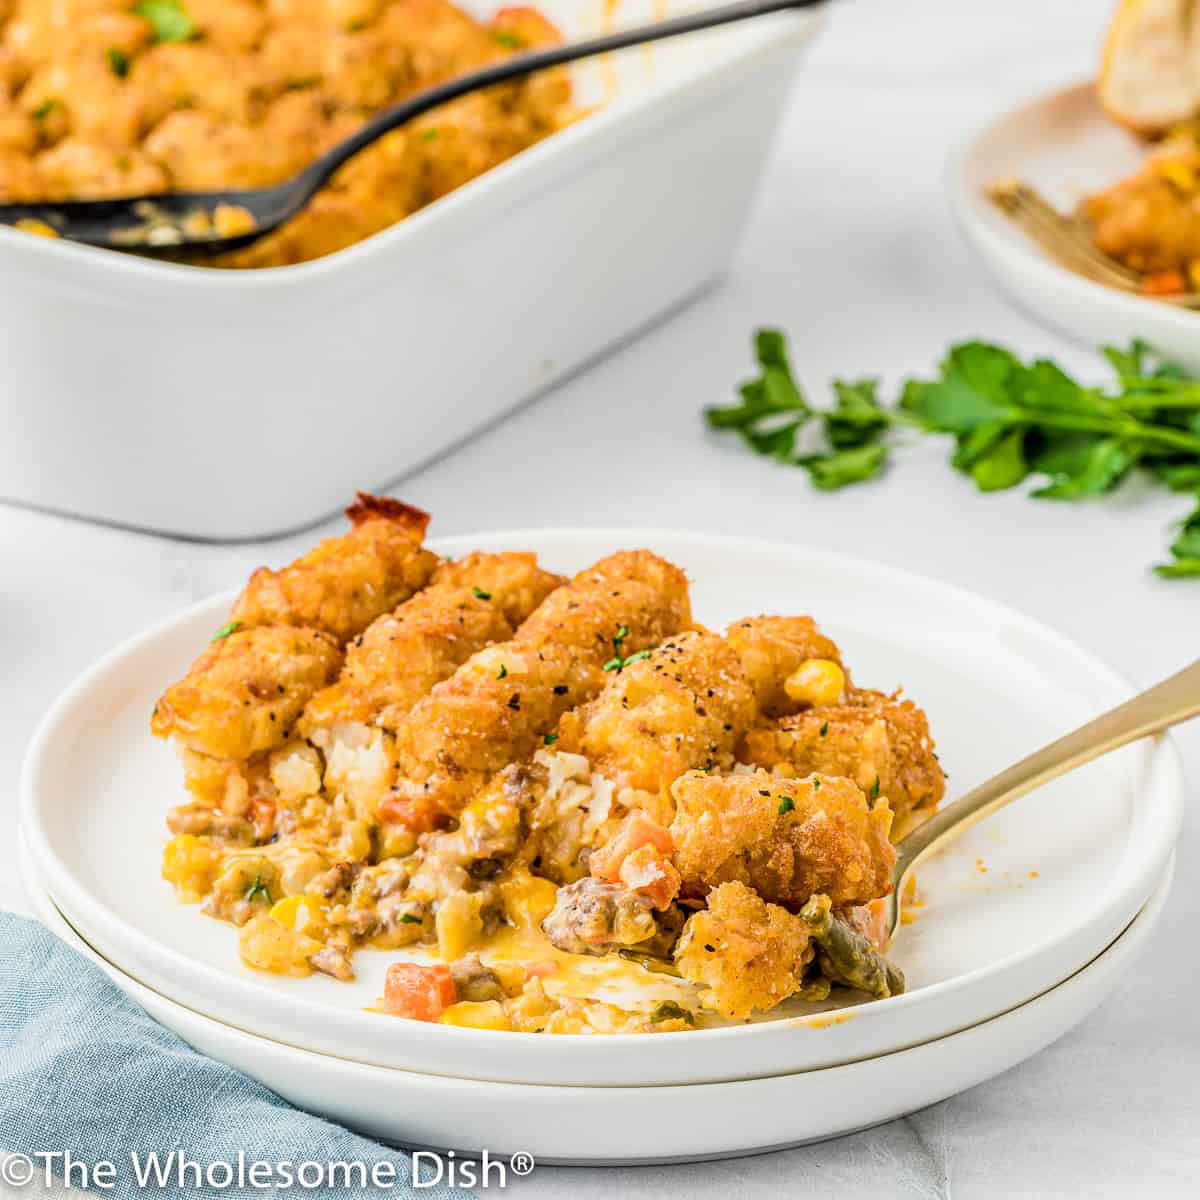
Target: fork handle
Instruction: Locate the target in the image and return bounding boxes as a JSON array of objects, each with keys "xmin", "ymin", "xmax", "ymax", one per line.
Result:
[{"xmin": 893, "ymin": 658, "xmax": 1200, "ymax": 881}]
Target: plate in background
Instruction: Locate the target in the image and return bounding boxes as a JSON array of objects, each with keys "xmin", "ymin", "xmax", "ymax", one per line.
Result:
[
  {"xmin": 951, "ymin": 81, "xmax": 1200, "ymax": 370},
  {"xmin": 21, "ymin": 531, "xmax": 1184, "ymax": 1085}
]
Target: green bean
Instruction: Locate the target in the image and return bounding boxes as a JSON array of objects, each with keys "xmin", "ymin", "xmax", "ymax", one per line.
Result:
[
  {"xmin": 617, "ymin": 948, "xmax": 682, "ymax": 978},
  {"xmin": 799, "ymin": 894, "xmax": 905, "ymax": 998},
  {"xmin": 791, "ymin": 974, "xmax": 832, "ymax": 1003}
]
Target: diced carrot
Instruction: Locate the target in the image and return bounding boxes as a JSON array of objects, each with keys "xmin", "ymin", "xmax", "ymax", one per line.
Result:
[
  {"xmin": 1141, "ymin": 268, "xmax": 1186, "ymax": 296},
  {"xmin": 378, "ymin": 794, "xmax": 441, "ymax": 835},
  {"xmin": 524, "ymin": 960, "xmax": 559, "ymax": 980},
  {"xmin": 249, "ymin": 798, "xmax": 276, "ymax": 842},
  {"xmin": 617, "ymin": 843, "xmax": 681, "ymax": 910},
  {"xmin": 383, "ymin": 963, "xmax": 458, "ymax": 1021},
  {"xmin": 589, "ymin": 812, "xmax": 674, "ymax": 885}
]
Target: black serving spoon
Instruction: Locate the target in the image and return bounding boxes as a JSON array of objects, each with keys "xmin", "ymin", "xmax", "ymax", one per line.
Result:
[{"xmin": 0, "ymin": 0, "xmax": 825, "ymax": 256}]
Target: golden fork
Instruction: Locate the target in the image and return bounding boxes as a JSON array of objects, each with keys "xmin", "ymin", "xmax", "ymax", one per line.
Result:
[
  {"xmin": 885, "ymin": 657, "xmax": 1200, "ymax": 944},
  {"xmin": 986, "ymin": 179, "xmax": 1200, "ymax": 309}
]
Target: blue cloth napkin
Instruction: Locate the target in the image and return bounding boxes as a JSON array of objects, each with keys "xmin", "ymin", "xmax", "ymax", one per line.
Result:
[{"xmin": 1, "ymin": 913, "xmax": 468, "ymax": 1199}]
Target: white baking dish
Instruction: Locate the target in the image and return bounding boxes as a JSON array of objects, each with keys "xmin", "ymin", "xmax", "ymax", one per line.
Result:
[{"xmin": 0, "ymin": 1, "xmax": 820, "ymax": 540}]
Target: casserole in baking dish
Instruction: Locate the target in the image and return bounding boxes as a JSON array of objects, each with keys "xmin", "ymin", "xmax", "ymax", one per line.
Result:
[{"xmin": 0, "ymin": 0, "xmax": 820, "ymax": 539}]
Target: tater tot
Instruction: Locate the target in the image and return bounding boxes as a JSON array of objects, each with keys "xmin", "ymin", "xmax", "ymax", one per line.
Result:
[
  {"xmin": 724, "ymin": 616, "xmax": 846, "ymax": 719},
  {"xmin": 674, "ymin": 881, "xmax": 814, "ymax": 1019},
  {"xmin": 670, "ymin": 769, "xmax": 896, "ymax": 910},
  {"xmin": 185, "ymin": 0, "xmax": 268, "ymax": 53},
  {"xmin": 231, "ymin": 493, "xmax": 438, "ymax": 644},
  {"xmin": 387, "ymin": 550, "xmax": 692, "ymax": 818},
  {"xmin": 35, "ymin": 138, "xmax": 166, "ymax": 199},
  {"xmin": 151, "ymin": 625, "xmax": 343, "ymax": 760},
  {"xmin": 556, "ymin": 630, "xmax": 756, "ymax": 811},
  {"xmin": 741, "ymin": 688, "xmax": 945, "ymax": 836},
  {"xmin": 299, "ymin": 551, "xmax": 563, "ymax": 732}
]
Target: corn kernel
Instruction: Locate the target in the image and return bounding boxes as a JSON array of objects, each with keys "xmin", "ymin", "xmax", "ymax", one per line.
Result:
[
  {"xmin": 14, "ymin": 218, "xmax": 58, "ymax": 238},
  {"xmin": 784, "ymin": 658, "xmax": 846, "ymax": 708},
  {"xmin": 268, "ymin": 895, "xmax": 328, "ymax": 935},
  {"xmin": 161, "ymin": 834, "xmax": 222, "ymax": 901},
  {"xmin": 1158, "ymin": 158, "xmax": 1197, "ymax": 192},
  {"xmin": 213, "ymin": 203, "xmax": 256, "ymax": 238},
  {"xmin": 439, "ymin": 1000, "xmax": 511, "ymax": 1030},
  {"xmin": 378, "ymin": 826, "xmax": 417, "ymax": 860},
  {"xmin": 498, "ymin": 871, "xmax": 559, "ymax": 929},
  {"xmin": 436, "ymin": 892, "xmax": 486, "ymax": 959},
  {"xmin": 238, "ymin": 913, "xmax": 318, "ymax": 977}
]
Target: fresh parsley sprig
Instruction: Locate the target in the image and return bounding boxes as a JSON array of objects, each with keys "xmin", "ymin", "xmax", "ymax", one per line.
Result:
[{"xmin": 705, "ymin": 330, "xmax": 1200, "ymax": 579}]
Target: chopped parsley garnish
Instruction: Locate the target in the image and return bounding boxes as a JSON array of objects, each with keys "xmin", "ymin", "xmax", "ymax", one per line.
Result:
[
  {"xmin": 244, "ymin": 877, "xmax": 271, "ymax": 905},
  {"xmin": 493, "ymin": 29, "xmax": 525, "ymax": 48},
  {"xmin": 706, "ymin": 330, "xmax": 1200, "ymax": 578},
  {"xmin": 31, "ymin": 99, "xmax": 60, "ymax": 120},
  {"xmin": 134, "ymin": 0, "xmax": 195, "ymax": 43},
  {"xmin": 106, "ymin": 48, "xmax": 130, "ymax": 77},
  {"xmin": 819, "ymin": 721, "xmax": 829, "ymax": 737},
  {"xmin": 869, "ymin": 776, "xmax": 881, "ymax": 801},
  {"xmin": 543, "ymin": 732, "xmax": 558, "ymax": 745},
  {"xmin": 398, "ymin": 913, "xmax": 422, "ymax": 925},
  {"xmin": 777, "ymin": 795, "xmax": 795, "ymax": 815},
  {"xmin": 603, "ymin": 625, "xmax": 652, "ymax": 672},
  {"xmin": 211, "ymin": 621, "xmax": 242, "ymax": 642},
  {"xmin": 420, "ymin": 127, "xmax": 440, "ymax": 142},
  {"xmin": 497, "ymin": 664, "xmax": 508, "ymax": 679},
  {"xmin": 472, "ymin": 586, "xmax": 492, "ymax": 600},
  {"xmin": 812, "ymin": 778, "xmax": 821, "ymax": 791},
  {"xmin": 603, "ymin": 649, "xmax": 651, "ymax": 673}
]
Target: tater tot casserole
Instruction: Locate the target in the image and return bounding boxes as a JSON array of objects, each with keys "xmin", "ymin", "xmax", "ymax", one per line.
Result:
[
  {"xmin": 153, "ymin": 495, "xmax": 946, "ymax": 1033},
  {"xmin": 0, "ymin": 0, "xmax": 575, "ymax": 265}
]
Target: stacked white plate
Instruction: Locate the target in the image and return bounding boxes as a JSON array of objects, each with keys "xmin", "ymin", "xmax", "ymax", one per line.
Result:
[{"xmin": 19, "ymin": 533, "xmax": 1184, "ymax": 1163}]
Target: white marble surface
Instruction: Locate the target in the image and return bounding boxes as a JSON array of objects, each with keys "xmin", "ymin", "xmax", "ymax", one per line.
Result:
[{"xmin": 4, "ymin": 0, "xmax": 1199, "ymax": 1195}]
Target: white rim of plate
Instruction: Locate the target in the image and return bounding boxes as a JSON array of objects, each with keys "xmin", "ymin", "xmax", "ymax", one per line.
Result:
[{"xmin": 19, "ymin": 530, "xmax": 1185, "ymax": 1063}]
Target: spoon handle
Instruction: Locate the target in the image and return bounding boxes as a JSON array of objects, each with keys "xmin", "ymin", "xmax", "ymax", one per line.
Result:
[
  {"xmin": 894, "ymin": 657, "xmax": 1200, "ymax": 882},
  {"xmin": 303, "ymin": 0, "xmax": 827, "ymax": 191}
]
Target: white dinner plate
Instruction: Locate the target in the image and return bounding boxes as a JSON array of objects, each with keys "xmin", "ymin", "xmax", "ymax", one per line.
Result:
[
  {"xmin": 20, "ymin": 531, "xmax": 1184, "ymax": 1086},
  {"xmin": 951, "ymin": 80, "xmax": 1200, "ymax": 370},
  {"xmin": 19, "ymin": 836, "xmax": 1174, "ymax": 1163}
]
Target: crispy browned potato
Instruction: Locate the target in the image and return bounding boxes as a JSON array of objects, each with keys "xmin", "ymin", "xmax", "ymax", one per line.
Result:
[
  {"xmin": 152, "ymin": 625, "xmax": 342, "ymax": 760},
  {"xmin": 673, "ymin": 881, "xmax": 813, "ymax": 1019},
  {"xmin": 724, "ymin": 615, "xmax": 845, "ymax": 718},
  {"xmin": 555, "ymin": 630, "xmax": 757, "ymax": 809},
  {"xmin": 230, "ymin": 494, "xmax": 438, "ymax": 643},
  {"xmin": 299, "ymin": 551, "xmax": 563, "ymax": 733},
  {"xmin": 670, "ymin": 768, "xmax": 895, "ymax": 910},
  {"xmin": 386, "ymin": 550, "xmax": 692, "ymax": 820},
  {"xmin": 741, "ymin": 688, "xmax": 945, "ymax": 834}
]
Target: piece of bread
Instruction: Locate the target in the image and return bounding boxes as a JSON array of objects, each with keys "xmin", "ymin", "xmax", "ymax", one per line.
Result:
[{"xmin": 1099, "ymin": 0, "xmax": 1200, "ymax": 134}]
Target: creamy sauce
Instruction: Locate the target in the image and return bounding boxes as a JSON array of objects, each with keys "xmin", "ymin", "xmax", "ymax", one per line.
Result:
[{"xmin": 481, "ymin": 925, "xmax": 697, "ymax": 1014}]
